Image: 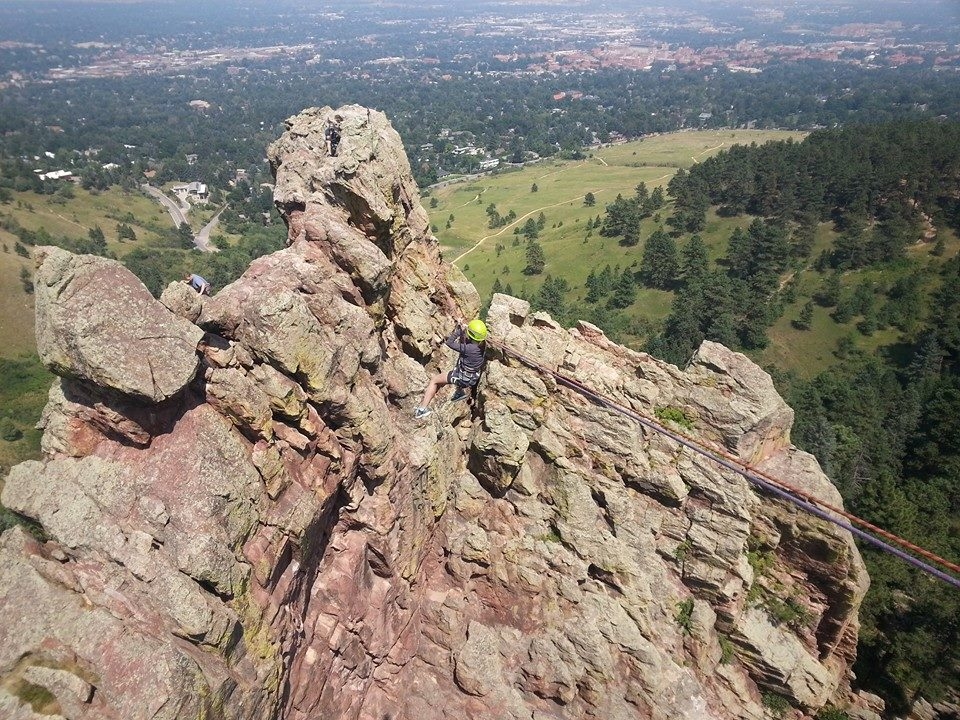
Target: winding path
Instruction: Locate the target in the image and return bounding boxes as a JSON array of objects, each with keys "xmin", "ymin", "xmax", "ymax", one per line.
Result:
[
  {"xmin": 194, "ymin": 207, "xmax": 224, "ymax": 253},
  {"xmin": 691, "ymin": 142, "xmax": 725, "ymax": 163},
  {"xmin": 142, "ymin": 184, "xmax": 217, "ymax": 253},
  {"xmin": 452, "ymin": 194, "xmax": 589, "ymax": 265}
]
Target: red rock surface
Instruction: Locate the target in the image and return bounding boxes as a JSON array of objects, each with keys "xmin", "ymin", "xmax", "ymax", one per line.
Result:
[{"xmin": 1, "ymin": 105, "xmax": 870, "ymax": 720}]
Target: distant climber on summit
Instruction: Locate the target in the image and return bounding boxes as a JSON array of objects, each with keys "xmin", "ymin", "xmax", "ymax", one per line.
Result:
[
  {"xmin": 414, "ymin": 319, "xmax": 488, "ymax": 419},
  {"xmin": 324, "ymin": 119, "xmax": 342, "ymax": 157},
  {"xmin": 184, "ymin": 273, "xmax": 210, "ymax": 295}
]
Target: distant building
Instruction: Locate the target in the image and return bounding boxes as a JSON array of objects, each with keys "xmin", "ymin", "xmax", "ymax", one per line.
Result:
[
  {"xmin": 185, "ymin": 154, "xmax": 198, "ymax": 165},
  {"xmin": 479, "ymin": 159, "xmax": 500, "ymax": 170},
  {"xmin": 452, "ymin": 146, "xmax": 482, "ymax": 156},
  {"xmin": 37, "ymin": 169, "xmax": 73, "ymax": 181},
  {"xmin": 172, "ymin": 181, "xmax": 208, "ymax": 200}
]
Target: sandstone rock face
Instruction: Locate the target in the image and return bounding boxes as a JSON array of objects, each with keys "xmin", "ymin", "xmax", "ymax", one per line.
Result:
[
  {"xmin": 34, "ymin": 247, "xmax": 204, "ymax": 402},
  {"xmin": 1, "ymin": 105, "xmax": 869, "ymax": 720}
]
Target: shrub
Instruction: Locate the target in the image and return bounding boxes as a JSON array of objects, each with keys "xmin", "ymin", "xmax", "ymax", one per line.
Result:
[
  {"xmin": 761, "ymin": 692, "xmax": 791, "ymax": 718},
  {"xmin": 675, "ymin": 597, "xmax": 695, "ymax": 635},
  {"xmin": 0, "ymin": 417, "xmax": 23, "ymax": 441},
  {"xmin": 654, "ymin": 405, "xmax": 694, "ymax": 430},
  {"xmin": 763, "ymin": 595, "xmax": 813, "ymax": 630},
  {"xmin": 719, "ymin": 635, "xmax": 735, "ymax": 664},
  {"xmin": 816, "ymin": 708, "xmax": 850, "ymax": 720}
]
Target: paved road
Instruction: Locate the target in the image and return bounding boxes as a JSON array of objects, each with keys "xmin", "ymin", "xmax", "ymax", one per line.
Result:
[
  {"xmin": 142, "ymin": 184, "xmax": 188, "ymax": 227},
  {"xmin": 142, "ymin": 184, "xmax": 217, "ymax": 253},
  {"xmin": 195, "ymin": 207, "xmax": 224, "ymax": 253}
]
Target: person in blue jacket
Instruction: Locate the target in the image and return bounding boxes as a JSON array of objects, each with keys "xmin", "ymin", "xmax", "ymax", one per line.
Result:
[
  {"xmin": 414, "ymin": 319, "xmax": 488, "ymax": 419},
  {"xmin": 184, "ymin": 273, "xmax": 210, "ymax": 295}
]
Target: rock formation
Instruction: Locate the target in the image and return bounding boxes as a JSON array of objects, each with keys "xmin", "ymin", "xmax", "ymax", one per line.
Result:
[{"xmin": 1, "ymin": 105, "xmax": 872, "ymax": 720}]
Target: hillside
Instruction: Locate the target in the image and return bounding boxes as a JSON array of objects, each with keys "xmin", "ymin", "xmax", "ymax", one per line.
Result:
[{"xmin": 431, "ymin": 130, "xmax": 805, "ymax": 317}]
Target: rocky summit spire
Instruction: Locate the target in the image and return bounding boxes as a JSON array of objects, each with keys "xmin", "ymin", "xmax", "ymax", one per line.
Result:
[{"xmin": 0, "ymin": 106, "xmax": 875, "ymax": 720}]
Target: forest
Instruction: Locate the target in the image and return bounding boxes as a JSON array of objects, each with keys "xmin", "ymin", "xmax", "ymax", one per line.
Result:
[{"xmin": 3, "ymin": 60, "xmax": 960, "ymax": 190}]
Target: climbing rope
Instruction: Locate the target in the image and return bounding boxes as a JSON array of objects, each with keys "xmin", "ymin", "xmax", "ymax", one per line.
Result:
[{"xmin": 488, "ymin": 338, "xmax": 960, "ymax": 591}]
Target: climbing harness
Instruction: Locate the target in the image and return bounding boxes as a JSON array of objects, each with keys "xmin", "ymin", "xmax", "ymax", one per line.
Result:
[{"xmin": 488, "ymin": 338, "xmax": 960, "ymax": 591}]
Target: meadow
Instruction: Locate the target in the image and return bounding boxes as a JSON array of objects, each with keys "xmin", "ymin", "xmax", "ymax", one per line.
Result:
[
  {"xmin": 429, "ymin": 129, "xmax": 810, "ymax": 357},
  {"xmin": 429, "ymin": 128, "xmax": 960, "ymax": 379}
]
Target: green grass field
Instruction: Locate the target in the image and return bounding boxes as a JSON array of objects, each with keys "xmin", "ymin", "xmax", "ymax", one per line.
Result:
[
  {"xmin": 591, "ymin": 129, "xmax": 807, "ymax": 169},
  {"xmin": 0, "ymin": 233, "xmax": 37, "ymax": 358},
  {"xmin": 0, "ymin": 354, "xmax": 51, "ymax": 475},
  {"xmin": 429, "ymin": 129, "xmax": 960, "ymax": 379},
  {"xmin": 430, "ymin": 129, "xmax": 808, "ymax": 347},
  {"xmin": 3, "ymin": 187, "xmax": 171, "ymax": 256},
  {"xmin": 757, "ymin": 225, "xmax": 960, "ymax": 377}
]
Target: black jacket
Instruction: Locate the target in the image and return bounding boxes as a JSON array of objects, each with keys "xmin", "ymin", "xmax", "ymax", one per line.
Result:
[{"xmin": 445, "ymin": 327, "xmax": 486, "ymax": 377}]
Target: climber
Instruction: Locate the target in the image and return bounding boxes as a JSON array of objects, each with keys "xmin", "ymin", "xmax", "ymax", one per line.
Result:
[
  {"xmin": 184, "ymin": 273, "xmax": 210, "ymax": 296},
  {"xmin": 324, "ymin": 119, "xmax": 342, "ymax": 157},
  {"xmin": 414, "ymin": 319, "xmax": 488, "ymax": 419}
]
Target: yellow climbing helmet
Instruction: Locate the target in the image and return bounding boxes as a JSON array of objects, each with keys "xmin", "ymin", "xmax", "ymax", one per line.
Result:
[{"xmin": 466, "ymin": 319, "xmax": 488, "ymax": 342}]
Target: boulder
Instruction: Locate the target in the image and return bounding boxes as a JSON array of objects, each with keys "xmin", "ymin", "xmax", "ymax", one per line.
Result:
[{"xmin": 34, "ymin": 247, "xmax": 203, "ymax": 403}]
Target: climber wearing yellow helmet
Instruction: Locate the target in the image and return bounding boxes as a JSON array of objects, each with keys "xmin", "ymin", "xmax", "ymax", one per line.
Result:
[{"xmin": 414, "ymin": 319, "xmax": 488, "ymax": 419}]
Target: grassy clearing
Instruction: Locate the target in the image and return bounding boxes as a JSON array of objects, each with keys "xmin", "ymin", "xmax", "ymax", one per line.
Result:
[
  {"xmin": 758, "ymin": 234, "xmax": 950, "ymax": 377},
  {"xmin": 1, "ymin": 187, "xmax": 172, "ymax": 256},
  {"xmin": 591, "ymin": 129, "xmax": 807, "ymax": 169},
  {"xmin": 0, "ymin": 354, "xmax": 51, "ymax": 474},
  {"xmin": 429, "ymin": 128, "xmax": 960, "ymax": 380},
  {"xmin": 431, "ymin": 130, "xmax": 803, "ymax": 350},
  {"xmin": 0, "ymin": 235, "xmax": 37, "ymax": 359}
]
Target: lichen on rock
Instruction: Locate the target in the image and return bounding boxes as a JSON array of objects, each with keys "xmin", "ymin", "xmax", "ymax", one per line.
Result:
[{"xmin": 1, "ymin": 105, "xmax": 870, "ymax": 720}]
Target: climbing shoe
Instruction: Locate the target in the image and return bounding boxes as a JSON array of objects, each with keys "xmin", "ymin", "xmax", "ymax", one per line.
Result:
[
  {"xmin": 413, "ymin": 406, "xmax": 433, "ymax": 419},
  {"xmin": 451, "ymin": 387, "xmax": 469, "ymax": 403}
]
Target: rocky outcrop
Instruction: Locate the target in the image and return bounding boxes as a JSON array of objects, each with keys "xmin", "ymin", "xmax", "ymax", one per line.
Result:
[
  {"xmin": 1, "ymin": 105, "xmax": 869, "ymax": 720},
  {"xmin": 34, "ymin": 247, "xmax": 204, "ymax": 403}
]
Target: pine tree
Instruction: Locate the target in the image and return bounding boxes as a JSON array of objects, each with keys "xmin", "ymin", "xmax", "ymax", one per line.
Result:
[
  {"xmin": 88, "ymin": 224, "xmax": 108, "ymax": 255},
  {"xmin": 793, "ymin": 301, "xmax": 814, "ymax": 330},
  {"xmin": 816, "ymin": 274, "xmax": 842, "ymax": 307},
  {"xmin": 523, "ymin": 240, "xmax": 546, "ymax": 275},
  {"xmin": 585, "ymin": 269, "xmax": 602, "ymax": 303},
  {"xmin": 522, "ymin": 218, "xmax": 539, "ymax": 240},
  {"xmin": 634, "ymin": 181, "xmax": 649, "ymax": 205},
  {"xmin": 639, "ymin": 229, "xmax": 678, "ymax": 289},
  {"xmin": 536, "ymin": 275, "xmax": 568, "ymax": 319},
  {"xmin": 681, "ymin": 235, "xmax": 709, "ymax": 287},
  {"xmin": 649, "ymin": 185, "xmax": 665, "ymax": 210},
  {"xmin": 176, "ymin": 222, "xmax": 194, "ymax": 249},
  {"xmin": 704, "ymin": 312, "xmax": 736, "ymax": 348},
  {"xmin": 608, "ymin": 269, "xmax": 637, "ymax": 309}
]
